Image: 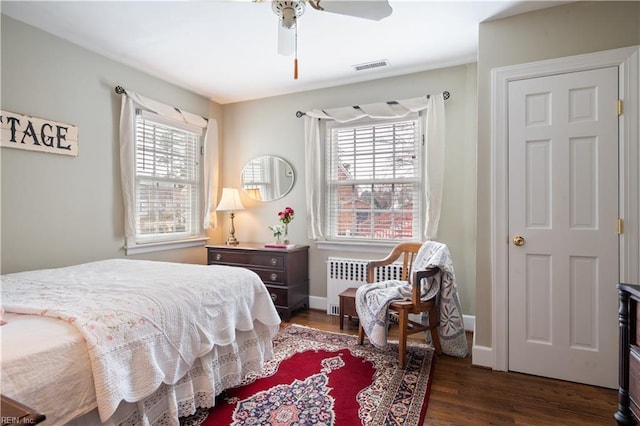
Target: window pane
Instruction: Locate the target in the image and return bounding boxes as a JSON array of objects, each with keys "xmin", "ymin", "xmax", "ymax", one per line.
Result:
[
  {"xmin": 332, "ymin": 183, "xmax": 417, "ymax": 239},
  {"xmin": 135, "ymin": 113, "xmax": 201, "ymax": 242},
  {"xmin": 327, "ymin": 117, "xmax": 421, "ymax": 242},
  {"xmin": 136, "ymin": 180, "xmax": 197, "ymax": 235}
]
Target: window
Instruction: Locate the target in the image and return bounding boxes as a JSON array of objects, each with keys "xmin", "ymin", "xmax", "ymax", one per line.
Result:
[
  {"xmin": 134, "ymin": 110, "xmax": 203, "ymax": 244},
  {"xmin": 326, "ymin": 115, "xmax": 422, "ymax": 241}
]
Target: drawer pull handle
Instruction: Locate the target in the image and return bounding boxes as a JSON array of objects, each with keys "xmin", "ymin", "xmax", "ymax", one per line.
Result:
[
  {"xmin": 270, "ymin": 273, "xmax": 278, "ymax": 281},
  {"xmin": 271, "ymin": 293, "xmax": 277, "ymax": 302},
  {"xmin": 215, "ymin": 253, "xmax": 222, "ymax": 261},
  {"xmin": 271, "ymin": 258, "xmax": 278, "ymax": 266}
]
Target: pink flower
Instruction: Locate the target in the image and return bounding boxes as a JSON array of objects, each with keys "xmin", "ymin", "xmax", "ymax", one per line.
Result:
[{"xmin": 278, "ymin": 206, "xmax": 295, "ymax": 224}]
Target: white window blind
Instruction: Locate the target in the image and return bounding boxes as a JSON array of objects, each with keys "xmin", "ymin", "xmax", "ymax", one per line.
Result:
[
  {"xmin": 135, "ymin": 110, "xmax": 202, "ymax": 243},
  {"xmin": 326, "ymin": 116, "xmax": 421, "ymax": 241}
]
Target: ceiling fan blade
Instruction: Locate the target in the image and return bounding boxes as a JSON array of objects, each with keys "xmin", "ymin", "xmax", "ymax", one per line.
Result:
[
  {"xmin": 311, "ymin": 0, "xmax": 392, "ymax": 21},
  {"xmin": 277, "ymin": 24, "xmax": 295, "ymax": 56}
]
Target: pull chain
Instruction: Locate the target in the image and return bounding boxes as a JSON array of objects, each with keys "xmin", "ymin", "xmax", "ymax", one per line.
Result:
[{"xmin": 294, "ymin": 19, "xmax": 299, "ymax": 80}]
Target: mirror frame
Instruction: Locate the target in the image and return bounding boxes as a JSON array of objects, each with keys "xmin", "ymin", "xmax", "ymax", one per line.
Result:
[{"xmin": 241, "ymin": 155, "xmax": 295, "ymax": 202}]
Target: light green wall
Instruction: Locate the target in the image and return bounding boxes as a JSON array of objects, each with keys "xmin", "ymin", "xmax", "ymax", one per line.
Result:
[
  {"xmin": 220, "ymin": 63, "xmax": 478, "ymax": 315},
  {"xmin": 0, "ymin": 15, "xmax": 222, "ymax": 273},
  {"xmin": 475, "ymin": 1, "xmax": 640, "ymax": 347}
]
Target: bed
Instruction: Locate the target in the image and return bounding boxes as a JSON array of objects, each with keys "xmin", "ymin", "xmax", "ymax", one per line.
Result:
[{"xmin": 0, "ymin": 259, "xmax": 282, "ymax": 425}]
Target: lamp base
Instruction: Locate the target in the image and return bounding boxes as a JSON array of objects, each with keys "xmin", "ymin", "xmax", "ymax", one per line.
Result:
[{"xmin": 226, "ymin": 211, "xmax": 240, "ymax": 246}]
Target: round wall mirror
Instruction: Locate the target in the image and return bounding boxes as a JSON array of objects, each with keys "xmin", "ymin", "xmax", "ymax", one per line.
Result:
[{"xmin": 241, "ymin": 156, "xmax": 295, "ymax": 202}]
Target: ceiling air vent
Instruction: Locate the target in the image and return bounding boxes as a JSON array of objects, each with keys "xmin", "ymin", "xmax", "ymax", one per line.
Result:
[{"xmin": 352, "ymin": 59, "xmax": 389, "ymax": 72}]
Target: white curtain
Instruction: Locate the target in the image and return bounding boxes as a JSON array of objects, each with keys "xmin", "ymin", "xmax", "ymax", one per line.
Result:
[
  {"xmin": 118, "ymin": 90, "xmax": 219, "ymax": 247},
  {"xmin": 202, "ymin": 119, "xmax": 220, "ymax": 230},
  {"xmin": 302, "ymin": 93, "xmax": 446, "ymax": 240},
  {"xmin": 304, "ymin": 115, "xmax": 324, "ymax": 239},
  {"xmin": 423, "ymin": 94, "xmax": 446, "ymax": 240}
]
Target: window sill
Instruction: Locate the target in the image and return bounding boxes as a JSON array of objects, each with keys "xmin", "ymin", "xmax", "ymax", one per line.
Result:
[
  {"xmin": 125, "ymin": 237, "xmax": 208, "ymax": 255},
  {"xmin": 315, "ymin": 240, "xmax": 398, "ymax": 254}
]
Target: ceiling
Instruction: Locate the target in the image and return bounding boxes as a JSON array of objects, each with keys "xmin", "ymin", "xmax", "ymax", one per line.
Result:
[{"xmin": 2, "ymin": 1, "xmax": 567, "ymax": 104}]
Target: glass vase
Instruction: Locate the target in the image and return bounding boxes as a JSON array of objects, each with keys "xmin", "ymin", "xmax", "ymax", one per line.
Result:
[{"xmin": 283, "ymin": 223, "xmax": 289, "ymax": 244}]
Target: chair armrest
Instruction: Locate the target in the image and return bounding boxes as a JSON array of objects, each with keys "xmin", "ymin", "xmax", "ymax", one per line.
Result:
[
  {"xmin": 411, "ymin": 267, "xmax": 440, "ymax": 305},
  {"xmin": 366, "ymin": 259, "xmax": 395, "ymax": 283}
]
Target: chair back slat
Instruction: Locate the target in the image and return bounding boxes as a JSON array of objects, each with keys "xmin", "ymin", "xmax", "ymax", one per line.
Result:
[{"xmin": 366, "ymin": 242, "xmax": 422, "ymax": 283}]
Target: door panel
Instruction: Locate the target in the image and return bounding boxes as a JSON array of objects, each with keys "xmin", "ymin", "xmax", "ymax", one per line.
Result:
[{"xmin": 508, "ymin": 67, "xmax": 619, "ymax": 388}]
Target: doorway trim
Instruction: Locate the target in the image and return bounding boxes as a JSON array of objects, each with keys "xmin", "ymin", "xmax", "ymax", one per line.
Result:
[{"xmin": 491, "ymin": 46, "xmax": 639, "ymax": 371}]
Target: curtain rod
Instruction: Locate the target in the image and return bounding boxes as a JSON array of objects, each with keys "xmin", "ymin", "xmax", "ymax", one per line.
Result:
[
  {"xmin": 295, "ymin": 90, "xmax": 450, "ymax": 118},
  {"xmin": 114, "ymin": 85, "xmax": 208, "ymax": 122}
]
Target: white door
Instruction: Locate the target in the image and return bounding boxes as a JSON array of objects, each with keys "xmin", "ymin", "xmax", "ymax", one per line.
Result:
[{"xmin": 507, "ymin": 67, "xmax": 619, "ymax": 388}]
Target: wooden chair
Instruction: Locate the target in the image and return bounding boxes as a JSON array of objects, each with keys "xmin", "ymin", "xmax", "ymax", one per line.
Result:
[{"xmin": 357, "ymin": 242, "xmax": 443, "ymax": 368}]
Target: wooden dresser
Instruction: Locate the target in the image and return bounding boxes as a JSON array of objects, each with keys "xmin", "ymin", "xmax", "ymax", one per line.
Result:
[
  {"xmin": 616, "ymin": 283, "xmax": 640, "ymax": 425},
  {"xmin": 206, "ymin": 243, "xmax": 309, "ymax": 321}
]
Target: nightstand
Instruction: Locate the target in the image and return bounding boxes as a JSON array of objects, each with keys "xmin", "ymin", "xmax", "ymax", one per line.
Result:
[
  {"xmin": 206, "ymin": 243, "xmax": 309, "ymax": 321},
  {"xmin": 338, "ymin": 287, "xmax": 359, "ymax": 330}
]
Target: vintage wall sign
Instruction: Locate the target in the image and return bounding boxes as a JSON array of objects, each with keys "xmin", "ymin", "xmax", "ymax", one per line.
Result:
[{"xmin": 1, "ymin": 110, "xmax": 78, "ymax": 156}]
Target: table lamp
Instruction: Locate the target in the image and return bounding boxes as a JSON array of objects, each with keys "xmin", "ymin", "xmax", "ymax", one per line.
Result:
[{"xmin": 216, "ymin": 188, "xmax": 245, "ymax": 245}]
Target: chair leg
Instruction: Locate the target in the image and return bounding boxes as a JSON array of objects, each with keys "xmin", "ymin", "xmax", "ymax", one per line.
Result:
[
  {"xmin": 428, "ymin": 307, "xmax": 443, "ymax": 355},
  {"xmin": 358, "ymin": 323, "xmax": 365, "ymax": 345},
  {"xmin": 398, "ymin": 310, "xmax": 409, "ymax": 368}
]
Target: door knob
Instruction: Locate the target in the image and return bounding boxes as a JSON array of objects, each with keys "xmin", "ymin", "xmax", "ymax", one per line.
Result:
[{"xmin": 513, "ymin": 236, "xmax": 525, "ymax": 246}]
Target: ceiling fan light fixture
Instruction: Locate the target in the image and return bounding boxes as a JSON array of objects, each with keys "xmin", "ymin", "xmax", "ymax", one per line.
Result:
[{"xmin": 272, "ymin": 0, "xmax": 305, "ymax": 29}]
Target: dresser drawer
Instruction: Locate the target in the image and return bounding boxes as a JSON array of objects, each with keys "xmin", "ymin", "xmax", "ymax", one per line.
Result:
[
  {"xmin": 266, "ymin": 285, "xmax": 289, "ymax": 307},
  {"xmin": 252, "ymin": 268, "xmax": 285, "ymax": 285},
  {"xmin": 208, "ymin": 250, "xmax": 285, "ymax": 270}
]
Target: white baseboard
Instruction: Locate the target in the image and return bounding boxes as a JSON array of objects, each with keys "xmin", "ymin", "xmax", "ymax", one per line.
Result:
[
  {"xmin": 309, "ymin": 295, "xmax": 326, "ymax": 311},
  {"xmin": 472, "ymin": 344, "xmax": 493, "ymax": 368},
  {"xmin": 462, "ymin": 314, "xmax": 475, "ymax": 333}
]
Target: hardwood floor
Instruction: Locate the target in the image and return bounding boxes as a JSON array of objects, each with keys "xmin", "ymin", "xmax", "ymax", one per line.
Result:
[{"xmin": 286, "ymin": 309, "xmax": 618, "ymax": 425}]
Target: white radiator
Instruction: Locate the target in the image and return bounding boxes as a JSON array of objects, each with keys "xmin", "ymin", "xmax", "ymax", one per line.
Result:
[{"xmin": 326, "ymin": 257, "xmax": 404, "ymax": 316}]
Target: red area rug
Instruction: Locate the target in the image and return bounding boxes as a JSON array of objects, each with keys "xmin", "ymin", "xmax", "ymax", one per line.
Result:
[{"xmin": 180, "ymin": 324, "xmax": 435, "ymax": 426}]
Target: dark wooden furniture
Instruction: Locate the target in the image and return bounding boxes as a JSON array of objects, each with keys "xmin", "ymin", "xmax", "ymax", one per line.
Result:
[
  {"xmin": 338, "ymin": 287, "xmax": 359, "ymax": 330},
  {"xmin": 616, "ymin": 283, "xmax": 640, "ymax": 425},
  {"xmin": 206, "ymin": 243, "xmax": 309, "ymax": 321},
  {"xmin": 357, "ymin": 242, "xmax": 442, "ymax": 368},
  {"xmin": 1, "ymin": 395, "xmax": 46, "ymax": 425}
]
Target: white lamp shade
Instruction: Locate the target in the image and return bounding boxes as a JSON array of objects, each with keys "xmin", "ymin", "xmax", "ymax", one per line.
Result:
[{"xmin": 216, "ymin": 188, "xmax": 245, "ymax": 212}]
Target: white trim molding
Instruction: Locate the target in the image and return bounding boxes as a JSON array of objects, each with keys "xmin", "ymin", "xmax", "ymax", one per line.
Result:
[{"xmin": 491, "ymin": 46, "xmax": 640, "ymax": 372}]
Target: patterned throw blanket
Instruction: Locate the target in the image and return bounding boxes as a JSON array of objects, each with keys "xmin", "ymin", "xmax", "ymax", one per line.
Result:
[
  {"xmin": 355, "ymin": 241, "xmax": 468, "ymax": 357},
  {"xmin": 1, "ymin": 259, "xmax": 282, "ymax": 422}
]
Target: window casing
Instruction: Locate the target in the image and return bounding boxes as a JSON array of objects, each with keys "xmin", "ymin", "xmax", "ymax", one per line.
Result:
[
  {"xmin": 134, "ymin": 110, "xmax": 203, "ymax": 244},
  {"xmin": 325, "ymin": 115, "xmax": 422, "ymax": 242}
]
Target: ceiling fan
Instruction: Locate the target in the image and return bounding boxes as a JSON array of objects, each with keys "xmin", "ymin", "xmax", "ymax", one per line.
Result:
[{"xmin": 267, "ymin": 0, "xmax": 393, "ymax": 79}]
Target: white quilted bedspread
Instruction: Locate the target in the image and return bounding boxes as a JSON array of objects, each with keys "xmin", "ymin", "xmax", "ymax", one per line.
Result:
[{"xmin": 1, "ymin": 259, "xmax": 282, "ymax": 422}]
